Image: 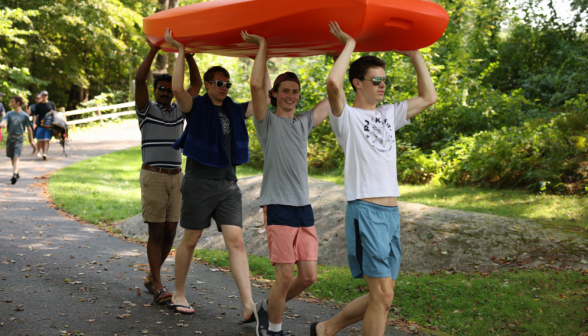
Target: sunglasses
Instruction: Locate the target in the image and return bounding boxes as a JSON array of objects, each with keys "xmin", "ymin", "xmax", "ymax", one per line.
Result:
[
  {"xmin": 157, "ymin": 86, "xmax": 173, "ymax": 94},
  {"xmin": 209, "ymin": 80, "xmax": 232, "ymax": 89},
  {"xmin": 359, "ymin": 76, "xmax": 390, "ymax": 86}
]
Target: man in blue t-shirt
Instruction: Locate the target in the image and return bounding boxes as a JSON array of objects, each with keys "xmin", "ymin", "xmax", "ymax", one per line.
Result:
[{"xmin": 0, "ymin": 96, "xmax": 36, "ymax": 184}]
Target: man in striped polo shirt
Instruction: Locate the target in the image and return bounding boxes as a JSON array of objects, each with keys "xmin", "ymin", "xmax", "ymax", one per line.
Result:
[{"xmin": 135, "ymin": 40, "xmax": 202, "ymax": 305}]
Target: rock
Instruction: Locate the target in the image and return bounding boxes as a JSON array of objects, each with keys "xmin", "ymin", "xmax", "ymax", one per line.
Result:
[{"xmin": 117, "ymin": 175, "xmax": 588, "ymax": 272}]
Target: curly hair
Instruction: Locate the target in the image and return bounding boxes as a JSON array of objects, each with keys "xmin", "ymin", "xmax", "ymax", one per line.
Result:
[
  {"xmin": 153, "ymin": 74, "xmax": 173, "ymax": 90},
  {"xmin": 349, "ymin": 56, "xmax": 386, "ymax": 92}
]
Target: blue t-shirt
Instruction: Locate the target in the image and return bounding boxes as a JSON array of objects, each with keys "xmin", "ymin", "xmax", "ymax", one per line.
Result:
[{"xmin": 0, "ymin": 102, "xmax": 5, "ymax": 114}]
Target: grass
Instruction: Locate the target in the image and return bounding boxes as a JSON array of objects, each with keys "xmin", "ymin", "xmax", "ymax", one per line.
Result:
[
  {"xmin": 195, "ymin": 248, "xmax": 588, "ymax": 336},
  {"xmin": 48, "ymin": 146, "xmax": 261, "ymax": 224}
]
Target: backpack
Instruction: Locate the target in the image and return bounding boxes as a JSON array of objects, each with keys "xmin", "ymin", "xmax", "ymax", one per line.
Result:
[
  {"xmin": 47, "ymin": 111, "xmax": 69, "ymax": 156},
  {"xmin": 40, "ymin": 110, "xmax": 54, "ymax": 128}
]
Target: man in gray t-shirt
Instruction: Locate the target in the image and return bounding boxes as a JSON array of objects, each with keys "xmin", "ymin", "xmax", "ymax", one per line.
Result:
[{"xmin": 242, "ymin": 31, "xmax": 331, "ymax": 336}]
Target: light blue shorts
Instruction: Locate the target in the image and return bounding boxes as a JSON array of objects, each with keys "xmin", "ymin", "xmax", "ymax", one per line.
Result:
[
  {"xmin": 345, "ymin": 200, "xmax": 402, "ymax": 280},
  {"xmin": 36, "ymin": 127, "xmax": 53, "ymax": 140}
]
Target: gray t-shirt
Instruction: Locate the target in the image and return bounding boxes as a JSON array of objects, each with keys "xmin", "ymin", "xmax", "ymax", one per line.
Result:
[{"xmin": 254, "ymin": 109, "xmax": 315, "ymax": 206}]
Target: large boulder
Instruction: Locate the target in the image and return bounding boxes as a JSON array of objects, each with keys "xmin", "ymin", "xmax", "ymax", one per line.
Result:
[{"xmin": 117, "ymin": 175, "xmax": 588, "ymax": 272}]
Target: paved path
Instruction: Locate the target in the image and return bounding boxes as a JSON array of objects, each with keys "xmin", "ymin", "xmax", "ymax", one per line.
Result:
[{"xmin": 0, "ymin": 121, "xmax": 412, "ymax": 336}]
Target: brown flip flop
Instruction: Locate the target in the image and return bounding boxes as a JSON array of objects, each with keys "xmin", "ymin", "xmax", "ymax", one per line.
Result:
[{"xmin": 154, "ymin": 288, "xmax": 172, "ymax": 305}]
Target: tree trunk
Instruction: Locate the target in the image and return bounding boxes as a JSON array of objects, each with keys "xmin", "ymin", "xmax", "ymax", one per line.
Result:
[{"xmin": 153, "ymin": 0, "xmax": 179, "ymax": 75}]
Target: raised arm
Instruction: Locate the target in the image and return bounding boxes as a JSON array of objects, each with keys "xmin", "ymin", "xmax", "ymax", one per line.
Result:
[
  {"xmin": 185, "ymin": 54, "xmax": 203, "ymax": 98},
  {"xmin": 135, "ymin": 40, "xmax": 160, "ymax": 111},
  {"xmin": 243, "ymin": 64, "xmax": 270, "ymax": 119},
  {"xmin": 242, "ymin": 31, "xmax": 269, "ymax": 121},
  {"xmin": 165, "ymin": 28, "xmax": 193, "ymax": 113},
  {"xmin": 327, "ymin": 22, "xmax": 356, "ymax": 117},
  {"xmin": 312, "ymin": 99, "xmax": 331, "ymax": 127},
  {"xmin": 395, "ymin": 50, "xmax": 438, "ymax": 119}
]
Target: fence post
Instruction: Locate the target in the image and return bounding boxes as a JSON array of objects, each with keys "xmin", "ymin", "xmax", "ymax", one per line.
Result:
[{"xmin": 97, "ymin": 107, "xmax": 102, "ymax": 125}]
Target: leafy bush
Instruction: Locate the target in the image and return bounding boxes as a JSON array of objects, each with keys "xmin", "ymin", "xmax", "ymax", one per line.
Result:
[
  {"xmin": 397, "ymin": 142, "xmax": 442, "ymax": 184},
  {"xmin": 439, "ymin": 94, "xmax": 588, "ymax": 194}
]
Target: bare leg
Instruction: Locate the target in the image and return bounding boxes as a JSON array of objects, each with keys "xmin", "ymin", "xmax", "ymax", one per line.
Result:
[
  {"xmin": 316, "ymin": 276, "xmax": 395, "ymax": 336},
  {"xmin": 220, "ymin": 225, "xmax": 255, "ymax": 320},
  {"xmin": 145, "ymin": 222, "xmax": 177, "ymax": 289},
  {"xmin": 146, "ymin": 222, "xmax": 166, "ymax": 293},
  {"xmin": 13, "ymin": 157, "xmax": 19, "ymax": 175},
  {"xmin": 172, "ymin": 228, "xmax": 203, "ymax": 313},
  {"xmin": 285, "ymin": 260, "xmax": 317, "ymax": 301},
  {"xmin": 268, "ymin": 263, "xmax": 295, "ymax": 325}
]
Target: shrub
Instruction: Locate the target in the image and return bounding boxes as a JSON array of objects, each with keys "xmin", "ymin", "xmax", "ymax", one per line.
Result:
[
  {"xmin": 439, "ymin": 94, "xmax": 588, "ymax": 194},
  {"xmin": 397, "ymin": 142, "xmax": 442, "ymax": 184}
]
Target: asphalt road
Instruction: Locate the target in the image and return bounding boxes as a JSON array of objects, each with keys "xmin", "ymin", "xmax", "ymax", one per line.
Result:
[{"xmin": 0, "ymin": 121, "xmax": 412, "ymax": 336}]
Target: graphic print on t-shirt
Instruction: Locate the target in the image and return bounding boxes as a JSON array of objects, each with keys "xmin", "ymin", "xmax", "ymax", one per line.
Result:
[
  {"xmin": 219, "ymin": 111, "xmax": 231, "ymax": 134},
  {"xmin": 363, "ymin": 116, "xmax": 395, "ymax": 154}
]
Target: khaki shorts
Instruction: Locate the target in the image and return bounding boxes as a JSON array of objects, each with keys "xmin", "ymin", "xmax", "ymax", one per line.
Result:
[{"xmin": 140, "ymin": 168, "xmax": 183, "ymax": 223}]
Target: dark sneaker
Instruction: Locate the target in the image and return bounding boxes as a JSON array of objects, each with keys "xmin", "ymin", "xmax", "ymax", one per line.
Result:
[
  {"xmin": 15, "ymin": 173, "xmax": 20, "ymax": 180},
  {"xmin": 253, "ymin": 300, "xmax": 269, "ymax": 336},
  {"xmin": 265, "ymin": 330, "xmax": 284, "ymax": 336},
  {"xmin": 11, "ymin": 175, "xmax": 17, "ymax": 185}
]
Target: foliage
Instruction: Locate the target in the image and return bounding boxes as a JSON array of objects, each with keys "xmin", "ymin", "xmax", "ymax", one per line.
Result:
[
  {"xmin": 0, "ymin": 0, "xmax": 159, "ymax": 109},
  {"xmin": 397, "ymin": 142, "xmax": 443, "ymax": 184},
  {"xmin": 485, "ymin": 0, "xmax": 588, "ymax": 107},
  {"xmin": 439, "ymin": 94, "xmax": 588, "ymax": 194},
  {"xmin": 80, "ymin": 90, "xmax": 129, "ymax": 108},
  {"xmin": 0, "ymin": 7, "xmax": 48, "ymax": 99}
]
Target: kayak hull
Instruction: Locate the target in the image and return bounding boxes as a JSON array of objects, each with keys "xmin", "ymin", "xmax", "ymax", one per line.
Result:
[{"xmin": 144, "ymin": 0, "xmax": 449, "ymax": 57}]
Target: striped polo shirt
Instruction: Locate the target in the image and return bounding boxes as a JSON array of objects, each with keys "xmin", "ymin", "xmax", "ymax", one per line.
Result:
[{"xmin": 136, "ymin": 100, "xmax": 184, "ymax": 168}]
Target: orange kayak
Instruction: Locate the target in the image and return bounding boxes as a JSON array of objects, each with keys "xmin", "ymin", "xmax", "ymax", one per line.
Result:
[{"xmin": 144, "ymin": 0, "xmax": 449, "ymax": 58}]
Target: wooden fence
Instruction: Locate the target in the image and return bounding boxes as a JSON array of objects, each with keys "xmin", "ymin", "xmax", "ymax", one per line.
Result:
[{"xmin": 64, "ymin": 102, "xmax": 135, "ymax": 125}]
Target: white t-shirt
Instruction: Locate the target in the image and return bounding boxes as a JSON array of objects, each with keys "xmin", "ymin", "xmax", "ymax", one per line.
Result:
[{"xmin": 329, "ymin": 102, "xmax": 410, "ymax": 201}]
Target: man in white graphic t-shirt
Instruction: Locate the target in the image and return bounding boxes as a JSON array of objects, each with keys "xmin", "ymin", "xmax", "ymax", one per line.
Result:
[{"xmin": 310, "ymin": 22, "xmax": 438, "ymax": 336}]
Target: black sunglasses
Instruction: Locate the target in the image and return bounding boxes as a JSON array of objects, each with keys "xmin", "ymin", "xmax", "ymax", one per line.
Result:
[
  {"xmin": 209, "ymin": 80, "xmax": 232, "ymax": 89},
  {"xmin": 359, "ymin": 76, "xmax": 390, "ymax": 86},
  {"xmin": 157, "ymin": 86, "xmax": 173, "ymax": 94}
]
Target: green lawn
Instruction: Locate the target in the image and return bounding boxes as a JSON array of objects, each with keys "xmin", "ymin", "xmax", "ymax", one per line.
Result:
[{"xmin": 48, "ymin": 146, "xmax": 588, "ymax": 335}]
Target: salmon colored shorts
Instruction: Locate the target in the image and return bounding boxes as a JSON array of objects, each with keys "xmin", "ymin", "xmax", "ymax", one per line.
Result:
[{"xmin": 263, "ymin": 205, "xmax": 319, "ymax": 265}]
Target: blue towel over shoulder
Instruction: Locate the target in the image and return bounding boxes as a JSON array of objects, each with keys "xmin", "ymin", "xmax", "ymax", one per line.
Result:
[{"xmin": 172, "ymin": 93, "xmax": 249, "ymax": 168}]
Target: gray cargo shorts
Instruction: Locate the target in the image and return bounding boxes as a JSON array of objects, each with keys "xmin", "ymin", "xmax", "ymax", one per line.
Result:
[{"xmin": 6, "ymin": 135, "xmax": 24, "ymax": 159}]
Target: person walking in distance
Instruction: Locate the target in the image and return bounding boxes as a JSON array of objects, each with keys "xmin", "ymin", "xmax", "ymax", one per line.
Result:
[
  {"xmin": 135, "ymin": 39, "xmax": 203, "ymax": 306},
  {"xmin": 31, "ymin": 91, "xmax": 56, "ymax": 160},
  {"xmin": 242, "ymin": 31, "xmax": 331, "ymax": 336},
  {"xmin": 0, "ymin": 95, "xmax": 36, "ymax": 184},
  {"xmin": 27, "ymin": 94, "xmax": 41, "ymax": 155},
  {"xmin": 311, "ymin": 22, "xmax": 438, "ymax": 336}
]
